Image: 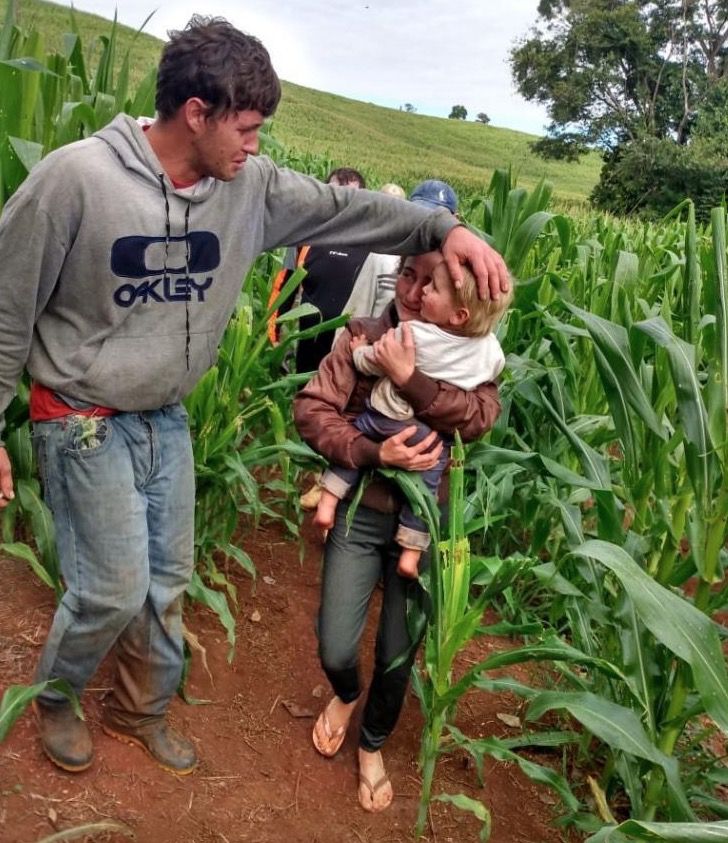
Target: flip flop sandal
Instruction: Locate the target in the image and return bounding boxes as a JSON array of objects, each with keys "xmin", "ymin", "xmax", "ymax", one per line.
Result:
[
  {"xmin": 358, "ymin": 771, "xmax": 393, "ymax": 813},
  {"xmin": 312, "ymin": 704, "xmax": 347, "ymax": 757}
]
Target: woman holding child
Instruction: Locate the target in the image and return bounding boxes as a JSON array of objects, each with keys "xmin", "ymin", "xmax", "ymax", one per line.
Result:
[{"xmin": 293, "ymin": 250, "xmax": 510, "ymax": 812}]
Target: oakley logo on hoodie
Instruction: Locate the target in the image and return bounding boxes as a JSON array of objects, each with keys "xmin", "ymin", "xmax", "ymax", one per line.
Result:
[{"xmin": 110, "ymin": 232, "xmax": 220, "ymax": 307}]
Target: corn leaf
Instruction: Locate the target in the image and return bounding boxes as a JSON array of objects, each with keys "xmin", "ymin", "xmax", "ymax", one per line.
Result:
[
  {"xmin": 448, "ymin": 725, "xmax": 580, "ymax": 811},
  {"xmin": 636, "ymin": 317, "xmax": 716, "ymax": 515},
  {"xmin": 585, "ymin": 819, "xmax": 728, "ymax": 842},
  {"xmin": 0, "ymin": 679, "xmax": 80, "ymax": 742},
  {"xmin": 220, "ymin": 542, "xmax": 256, "ymax": 579},
  {"xmin": 567, "ymin": 304, "xmax": 666, "ymax": 439},
  {"xmin": 186, "ymin": 572, "xmax": 236, "ymax": 661},
  {"xmin": 434, "ymin": 793, "xmax": 492, "ymax": 841},
  {"xmin": 526, "ymin": 691, "xmax": 693, "ymax": 819},
  {"xmin": 0, "ymin": 540, "xmax": 55, "ymax": 592},
  {"xmin": 706, "ymin": 208, "xmax": 728, "ymax": 456},
  {"xmin": 574, "ymin": 540, "xmax": 728, "ymax": 735}
]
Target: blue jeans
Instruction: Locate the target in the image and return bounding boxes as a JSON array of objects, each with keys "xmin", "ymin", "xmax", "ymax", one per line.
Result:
[
  {"xmin": 31, "ymin": 405, "xmax": 195, "ymax": 727},
  {"xmin": 323, "ymin": 408, "xmax": 450, "ymax": 550}
]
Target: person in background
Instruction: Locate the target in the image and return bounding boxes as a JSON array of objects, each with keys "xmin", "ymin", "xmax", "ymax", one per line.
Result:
[
  {"xmin": 269, "ymin": 167, "xmax": 370, "ymax": 374},
  {"xmin": 0, "ymin": 16, "xmax": 509, "ymax": 777},
  {"xmin": 294, "ymin": 250, "xmax": 506, "ymax": 812},
  {"xmin": 339, "ymin": 179, "xmax": 459, "ymax": 322}
]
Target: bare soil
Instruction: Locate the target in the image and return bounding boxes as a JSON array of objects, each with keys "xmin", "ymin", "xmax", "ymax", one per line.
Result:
[{"xmin": 0, "ymin": 517, "xmax": 575, "ymax": 843}]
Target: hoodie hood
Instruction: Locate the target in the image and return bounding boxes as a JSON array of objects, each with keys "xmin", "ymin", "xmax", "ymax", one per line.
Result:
[{"xmin": 96, "ymin": 114, "xmax": 218, "ymax": 203}]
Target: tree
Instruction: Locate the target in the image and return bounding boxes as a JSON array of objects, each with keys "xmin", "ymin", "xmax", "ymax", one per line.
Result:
[
  {"xmin": 510, "ymin": 0, "xmax": 728, "ymax": 159},
  {"xmin": 691, "ymin": 78, "xmax": 728, "ymax": 158},
  {"xmin": 400, "ymin": 103, "xmax": 417, "ymax": 113},
  {"xmin": 448, "ymin": 105, "xmax": 467, "ymax": 120},
  {"xmin": 475, "ymin": 112, "xmax": 490, "ymax": 124}
]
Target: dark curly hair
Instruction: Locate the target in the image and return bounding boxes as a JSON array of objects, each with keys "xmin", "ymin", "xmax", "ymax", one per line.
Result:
[
  {"xmin": 156, "ymin": 16, "xmax": 281, "ymax": 121},
  {"xmin": 326, "ymin": 167, "xmax": 366, "ymax": 188}
]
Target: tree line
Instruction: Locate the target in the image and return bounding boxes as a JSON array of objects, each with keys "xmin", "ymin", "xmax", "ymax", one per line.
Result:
[{"xmin": 511, "ymin": 0, "xmax": 728, "ymax": 218}]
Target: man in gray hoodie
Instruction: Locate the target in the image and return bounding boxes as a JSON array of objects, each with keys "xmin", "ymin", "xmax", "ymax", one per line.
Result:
[{"xmin": 0, "ymin": 16, "xmax": 508, "ymax": 775}]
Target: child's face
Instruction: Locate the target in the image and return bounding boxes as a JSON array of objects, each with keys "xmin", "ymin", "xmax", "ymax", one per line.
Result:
[{"xmin": 419, "ymin": 263, "xmax": 461, "ymax": 327}]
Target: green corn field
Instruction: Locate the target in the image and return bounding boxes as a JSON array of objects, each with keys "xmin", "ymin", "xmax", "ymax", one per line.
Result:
[{"xmin": 0, "ymin": 6, "xmax": 726, "ymax": 843}]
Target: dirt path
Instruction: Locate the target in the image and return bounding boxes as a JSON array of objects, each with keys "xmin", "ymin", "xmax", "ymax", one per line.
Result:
[{"xmin": 0, "ymin": 518, "xmax": 571, "ymax": 843}]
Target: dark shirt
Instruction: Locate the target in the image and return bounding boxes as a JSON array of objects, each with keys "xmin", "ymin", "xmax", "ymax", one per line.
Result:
[{"xmin": 283, "ymin": 245, "xmax": 370, "ymax": 373}]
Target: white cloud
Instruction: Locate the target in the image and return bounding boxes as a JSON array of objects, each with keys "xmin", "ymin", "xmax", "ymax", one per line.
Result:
[{"xmin": 60, "ymin": 0, "xmax": 548, "ymax": 134}]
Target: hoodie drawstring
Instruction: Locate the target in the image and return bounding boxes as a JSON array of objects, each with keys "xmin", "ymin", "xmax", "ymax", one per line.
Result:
[{"xmin": 158, "ymin": 174, "xmax": 192, "ymax": 371}]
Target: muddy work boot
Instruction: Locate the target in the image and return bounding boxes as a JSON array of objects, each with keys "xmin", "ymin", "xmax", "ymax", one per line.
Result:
[
  {"xmin": 102, "ymin": 715, "xmax": 197, "ymax": 775},
  {"xmin": 33, "ymin": 700, "xmax": 93, "ymax": 772}
]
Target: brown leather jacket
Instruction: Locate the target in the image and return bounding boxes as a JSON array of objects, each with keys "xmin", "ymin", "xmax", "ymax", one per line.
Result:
[{"xmin": 293, "ymin": 303, "xmax": 501, "ymax": 512}]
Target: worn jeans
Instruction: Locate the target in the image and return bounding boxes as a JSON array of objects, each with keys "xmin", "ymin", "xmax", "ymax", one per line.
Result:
[
  {"xmin": 322, "ymin": 408, "xmax": 450, "ymax": 551},
  {"xmin": 31, "ymin": 405, "xmax": 195, "ymax": 727},
  {"xmin": 318, "ymin": 501, "xmax": 430, "ymax": 751}
]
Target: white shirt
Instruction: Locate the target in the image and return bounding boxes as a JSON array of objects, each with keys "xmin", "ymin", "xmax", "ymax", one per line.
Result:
[{"xmin": 353, "ymin": 321, "xmax": 505, "ymax": 420}]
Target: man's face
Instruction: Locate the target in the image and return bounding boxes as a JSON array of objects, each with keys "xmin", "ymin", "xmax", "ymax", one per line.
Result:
[
  {"xmin": 192, "ymin": 109, "xmax": 264, "ymax": 181},
  {"xmin": 395, "ymin": 252, "xmax": 446, "ymax": 321}
]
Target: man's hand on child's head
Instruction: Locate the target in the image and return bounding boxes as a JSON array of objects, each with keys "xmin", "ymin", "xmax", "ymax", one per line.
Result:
[{"xmin": 441, "ymin": 226, "xmax": 510, "ymax": 301}]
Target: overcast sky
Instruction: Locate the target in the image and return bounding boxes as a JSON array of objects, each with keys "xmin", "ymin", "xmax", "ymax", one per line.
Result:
[{"xmin": 61, "ymin": 0, "xmax": 548, "ymax": 135}]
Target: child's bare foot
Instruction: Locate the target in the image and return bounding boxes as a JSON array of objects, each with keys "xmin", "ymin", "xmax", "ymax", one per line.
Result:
[
  {"xmin": 397, "ymin": 547, "xmax": 421, "ymax": 578},
  {"xmin": 313, "ymin": 490, "xmax": 338, "ymax": 534},
  {"xmin": 358, "ymin": 748, "xmax": 393, "ymax": 812}
]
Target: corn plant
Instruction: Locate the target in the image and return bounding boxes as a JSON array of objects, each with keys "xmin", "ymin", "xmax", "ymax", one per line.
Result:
[
  {"xmin": 383, "ymin": 439, "xmax": 579, "ymax": 840},
  {"xmin": 0, "ymin": 2, "xmax": 156, "ymax": 210},
  {"xmin": 459, "ymin": 199, "xmax": 728, "ymax": 836},
  {"xmin": 183, "ymin": 255, "xmax": 324, "ymax": 654},
  {"xmin": 0, "ymin": 380, "xmax": 63, "ymax": 598}
]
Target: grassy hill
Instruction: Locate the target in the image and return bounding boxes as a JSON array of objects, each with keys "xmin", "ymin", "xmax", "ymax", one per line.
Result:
[
  {"xmin": 4, "ymin": 0, "xmax": 602, "ymax": 203},
  {"xmin": 273, "ymin": 83, "xmax": 602, "ymax": 203}
]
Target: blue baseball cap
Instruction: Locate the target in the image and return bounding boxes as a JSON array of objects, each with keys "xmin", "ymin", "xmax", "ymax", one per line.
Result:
[{"xmin": 409, "ymin": 179, "xmax": 458, "ymax": 213}]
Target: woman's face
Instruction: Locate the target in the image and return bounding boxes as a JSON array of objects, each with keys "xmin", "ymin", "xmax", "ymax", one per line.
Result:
[{"xmin": 394, "ymin": 252, "xmax": 446, "ymax": 321}]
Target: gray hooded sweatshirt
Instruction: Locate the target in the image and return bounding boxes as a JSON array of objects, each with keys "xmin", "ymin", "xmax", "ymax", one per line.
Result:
[{"xmin": 0, "ymin": 114, "xmax": 457, "ymax": 440}]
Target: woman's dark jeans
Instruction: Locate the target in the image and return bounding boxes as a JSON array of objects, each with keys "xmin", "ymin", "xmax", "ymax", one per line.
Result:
[{"xmin": 317, "ymin": 501, "xmax": 430, "ymax": 751}]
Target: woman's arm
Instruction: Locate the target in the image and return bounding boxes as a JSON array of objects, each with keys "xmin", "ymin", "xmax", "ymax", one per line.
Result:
[
  {"xmin": 294, "ymin": 324, "xmax": 442, "ymax": 471},
  {"xmin": 293, "ymin": 325, "xmax": 382, "ymax": 470}
]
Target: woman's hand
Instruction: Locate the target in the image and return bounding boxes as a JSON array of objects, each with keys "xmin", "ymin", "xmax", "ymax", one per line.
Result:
[
  {"xmin": 371, "ymin": 323, "xmax": 416, "ymax": 387},
  {"xmin": 379, "ymin": 426, "xmax": 442, "ymax": 470}
]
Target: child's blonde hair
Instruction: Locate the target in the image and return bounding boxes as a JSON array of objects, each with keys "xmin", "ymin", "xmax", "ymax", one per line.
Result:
[
  {"xmin": 380, "ymin": 182, "xmax": 406, "ymax": 198},
  {"xmin": 436, "ymin": 262, "xmax": 513, "ymax": 337}
]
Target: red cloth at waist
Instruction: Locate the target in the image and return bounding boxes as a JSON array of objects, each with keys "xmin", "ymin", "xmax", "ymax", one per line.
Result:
[{"xmin": 30, "ymin": 382, "xmax": 117, "ymax": 422}]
